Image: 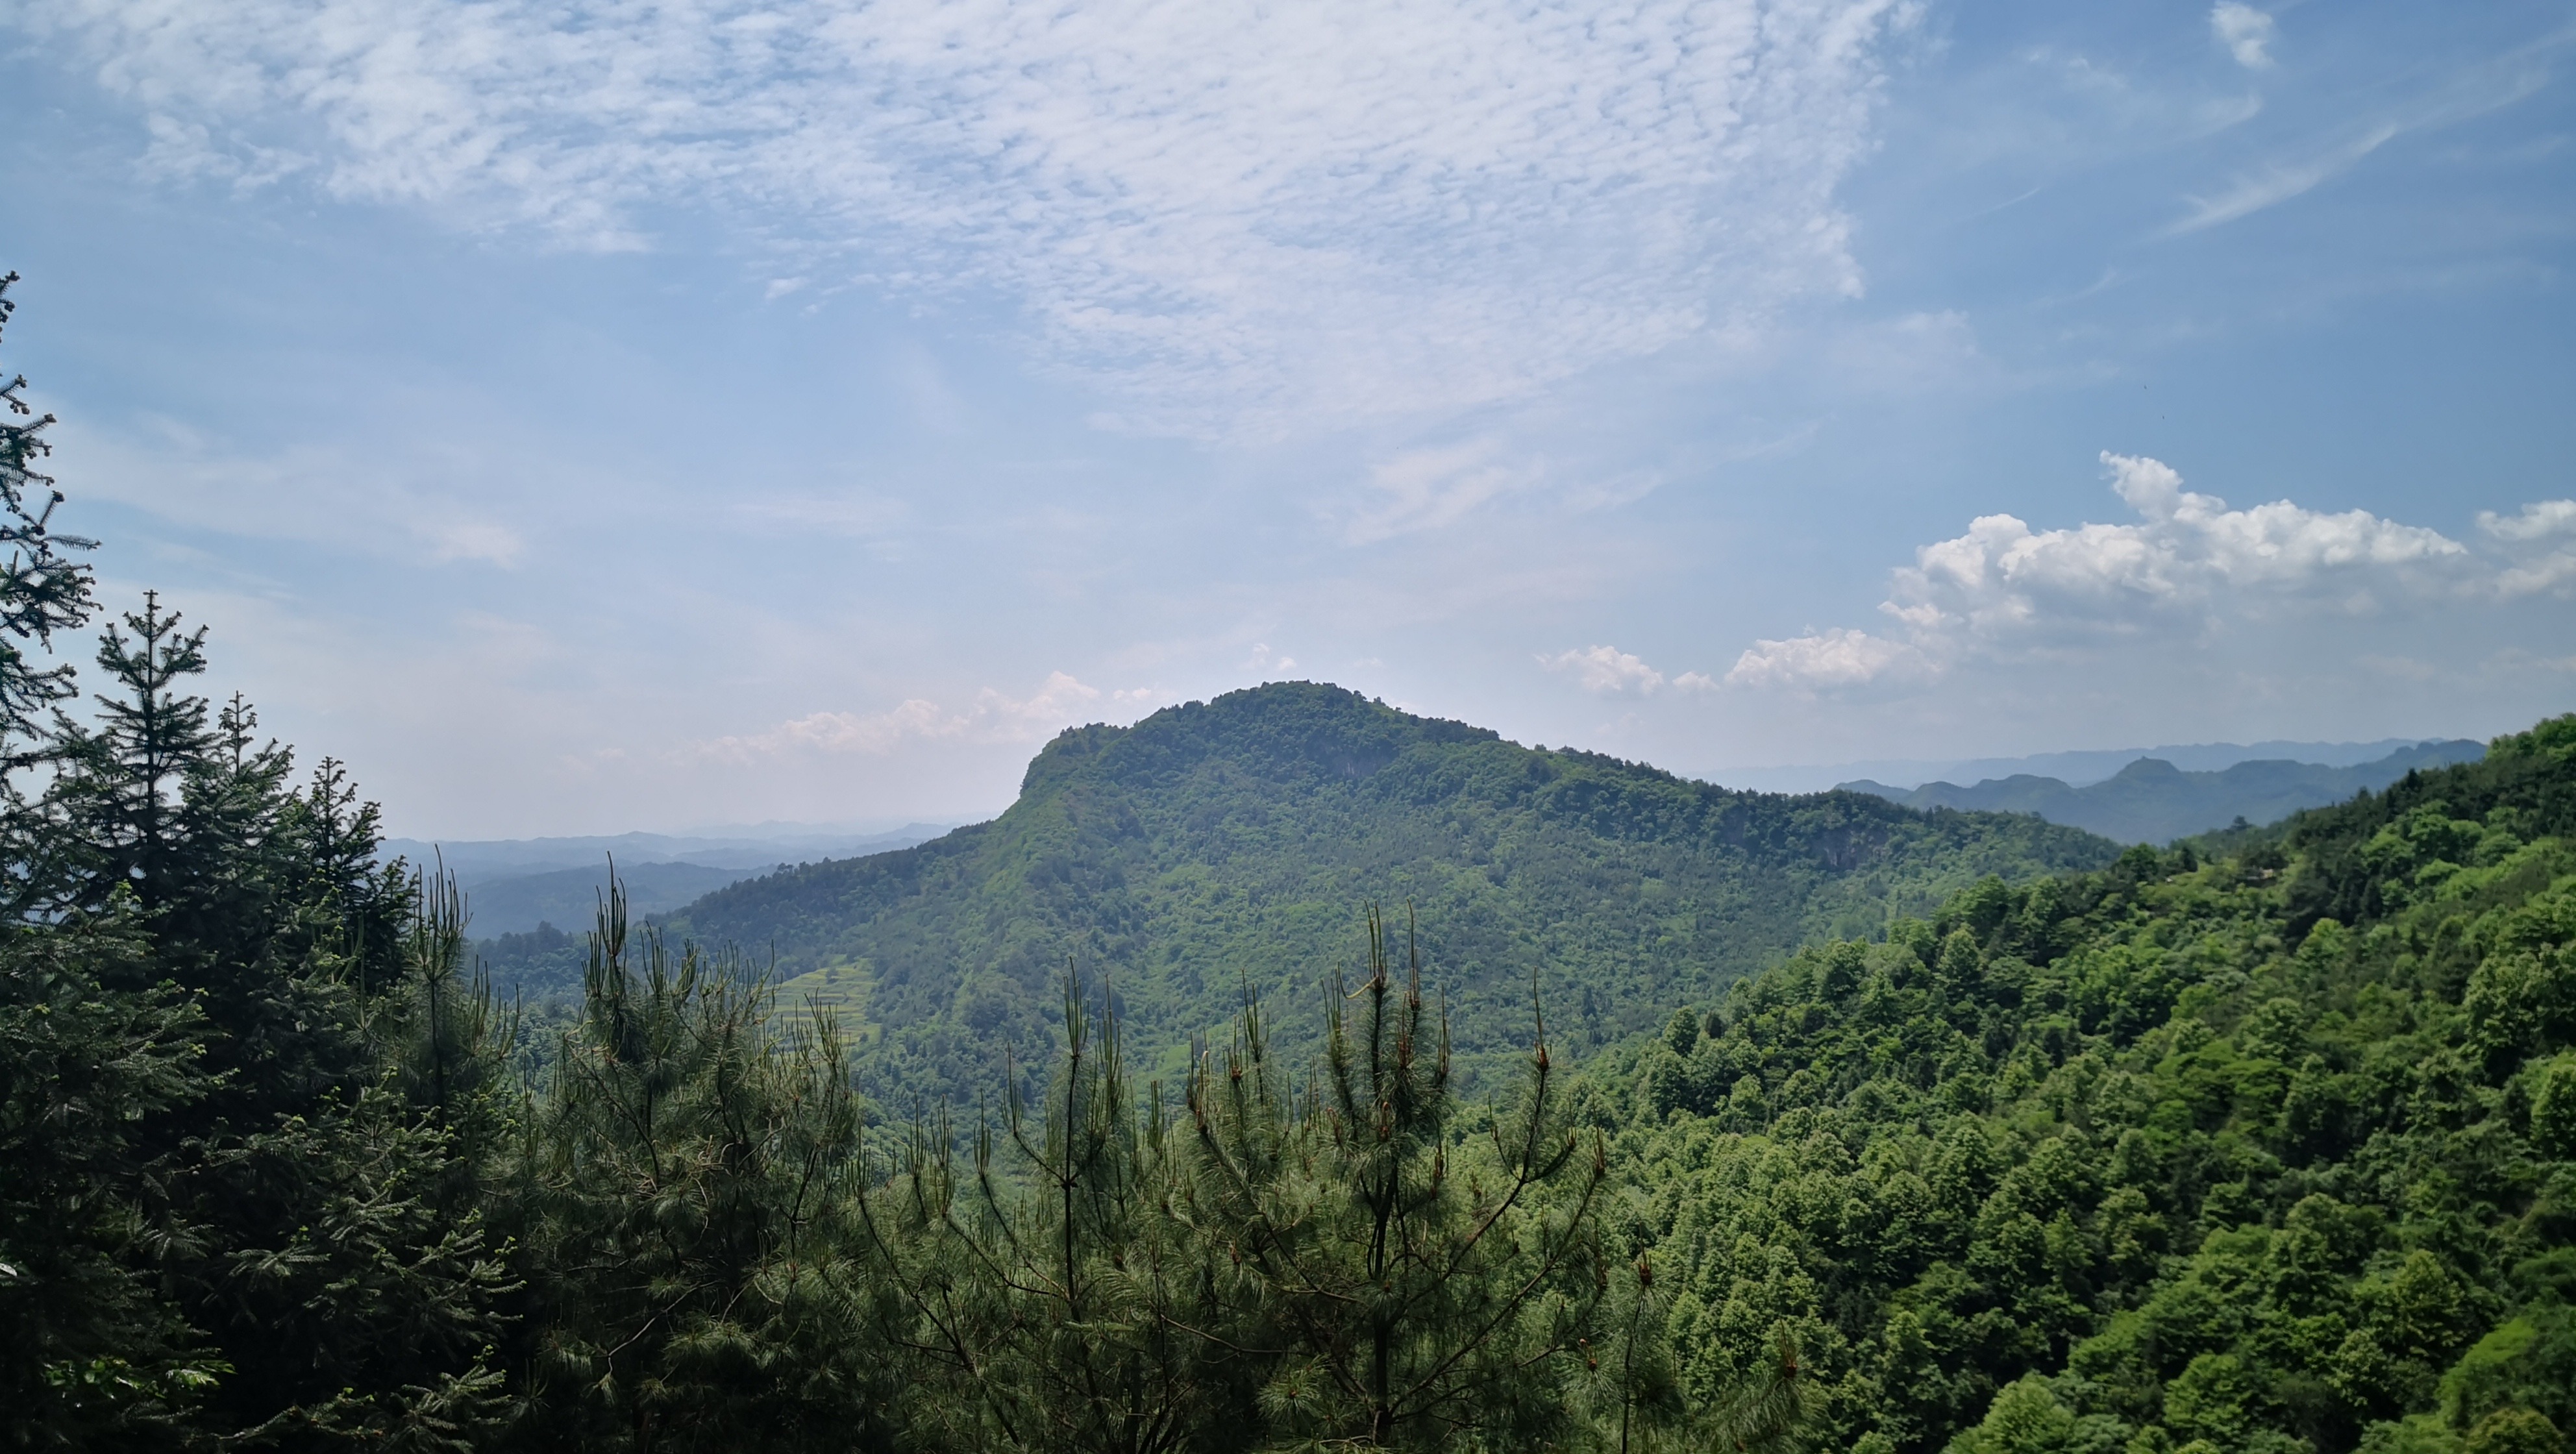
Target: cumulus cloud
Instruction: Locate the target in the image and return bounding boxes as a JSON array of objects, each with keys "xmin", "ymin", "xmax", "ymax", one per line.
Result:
[
  {"xmin": 2482, "ymin": 499, "xmax": 2576, "ymax": 597},
  {"xmin": 1723, "ymin": 628, "xmax": 1918, "ymax": 690},
  {"xmin": 1726, "ymin": 451, "xmax": 2544, "ymax": 692},
  {"xmin": 699, "ymin": 671, "xmax": 1154, "ymax": 760},
  {"xmin": 2210, "ymin": 4, "xmax": 2275, "ymax": 69},
  {"xmin": 1541, "ymin": 644, "xmax": 1714, "ymax": 695},
  {"xmin": 11, "ymin": 0, "xmax": 1906, "ymax": 438}
]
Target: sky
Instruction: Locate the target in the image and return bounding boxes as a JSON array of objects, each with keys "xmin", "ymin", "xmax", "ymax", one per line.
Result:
[{"xmin": 1, "ymin": 0, "xmax": 2571, "ymax": 839}]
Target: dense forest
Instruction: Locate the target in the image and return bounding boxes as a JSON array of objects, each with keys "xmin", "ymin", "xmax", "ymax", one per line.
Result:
[
  {"xmin": 1589, "ymin": 715, "xmax": 2576, "ymax": 1454},
  {"xmin": 5, "ymin": 272, "xmax": 2573, "ymax": 1454},
  {"xmin": 670, "ymin": 684, "xmax": 2120, "ymax": 1106}
]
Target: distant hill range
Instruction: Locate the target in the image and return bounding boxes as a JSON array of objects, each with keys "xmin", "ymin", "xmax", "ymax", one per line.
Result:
[
  {"xmin": 1721, "ymin": 736, "xmax": 2468, "ymax": 795},
  {"xmin": 663, "ymin": 682, "xmax": 2122, "ymax": 1105},
  {"xmin": 1837, "ymin": 739, "xmax": 2484, "ymax": 844},
  {"xmin": 382, "ymin": 824, "xmax": 950, "ymax": 936}
]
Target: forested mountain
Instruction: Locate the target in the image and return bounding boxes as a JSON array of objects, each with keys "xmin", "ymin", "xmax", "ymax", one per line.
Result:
[
  {"xmin": 670, "ymin": 683, "xmax": 2120, "ymax": 1104},
  {"xmin": 1840, "ymin": 740, "xmax": 2486, "ymax": 844},
  {"xmin": 1594, "ymin": 717, "xmax": 2576, "ymax": 1454}
]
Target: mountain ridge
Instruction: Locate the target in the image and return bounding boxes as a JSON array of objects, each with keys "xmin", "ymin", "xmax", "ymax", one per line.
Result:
[
  {"xmin": 666, "ymin": 681, "xmax": 2123, "ymax": 1104},
  {"xmin": 1839, "ymin": 737, "xmax": 2484, "ymax": 843}
]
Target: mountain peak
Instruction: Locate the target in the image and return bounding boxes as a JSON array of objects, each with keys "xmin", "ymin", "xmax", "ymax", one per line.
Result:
[{"xmin": 1021, "ymin": 681, "xmax": 1499, "ymax": 799}]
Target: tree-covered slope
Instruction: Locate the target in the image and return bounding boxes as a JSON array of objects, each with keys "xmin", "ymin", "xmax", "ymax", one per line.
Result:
[
  {"xmin": 1596, "ymin": 714, "xmax": 2576, "ymax": 1454},
  {"xmin": 673, "ymin": 682, "xmax": 2118, "ymax": 1103}
]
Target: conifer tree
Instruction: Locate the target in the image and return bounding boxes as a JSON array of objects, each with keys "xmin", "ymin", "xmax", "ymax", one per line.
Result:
[
  {"xmin": 0, "ymin": 271, "xmax": 95, "ymax": 775},
  {"xmin": 861, "ymin": 976, "xmax": 1259, "ymax": 1454},
  {"xmin": 510, "ymin": 880, "xmax": 898, "ymax": 1452},
  {"xmin": 1181, "ymin": 906, "xmax": 1611, "ymax": 1448},
  {"xmin": 0, "ymin": 269, "xmax": 216, "ymax": 1448}
]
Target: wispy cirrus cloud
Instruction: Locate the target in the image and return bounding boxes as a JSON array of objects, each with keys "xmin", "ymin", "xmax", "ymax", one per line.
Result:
[
  {"xmin": 2172, "ymin": 123, "xmax": 2399, "ymax": 234},
  {"xmin": 2167, "ymin": 23, "xmax": 2570, "ymax": 234},
  {"xmin": 58, "ymin": 417, "xmax": 528, "ymax": 567},
  {"xmin": 12, "ymin": 0, "xmax": 1908, "ymax": 439},
  {"xmin": 1726, "ymin": 452, "xmax": 2568, "ymax": 693}
]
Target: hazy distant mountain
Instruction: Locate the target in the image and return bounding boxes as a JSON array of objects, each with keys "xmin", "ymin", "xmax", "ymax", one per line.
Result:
[
  {"xmin": 1838, "ymin": 739, "xmax": 2484, "ymax": 843},
  {"xmin": 457, "ymin": 861, "xmax": 767, "ymax": 938},
  {"xmin": 382, "ymin": 823, "xmax": 953, "ymax": 937},
  {"xmin": 1723, "ymin": 736, "xmax": 2456, "ymax": 795},
  {"xmin": 383, "ymin": 824, "xmax": 951, "ymax": 881}
]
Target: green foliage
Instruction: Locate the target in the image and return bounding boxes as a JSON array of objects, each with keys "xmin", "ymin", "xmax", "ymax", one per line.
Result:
[
  {"xmin": 1180, "ymin": 907, "xmax": 1607, "ymax": 1448},
  {"xmin": 506, "ymin": 883, "xmax": 896, "ymax": 1452},
  {"xmin": 860, "ymin": 976, "xmax": 1254, "ymax": 1454},
  {"xmin": 678, "ymin": 683, "xmax": 2120, "ymax": 1109},
  {"xmin": 1601, "ymin": 737, "xmax": 2576, "ymax": 1454}
]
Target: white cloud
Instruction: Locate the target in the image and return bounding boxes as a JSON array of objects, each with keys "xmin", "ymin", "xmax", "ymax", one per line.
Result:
[
  {"xmin": 1244, "ymin": 643, "xmax": 1298, "ymax": 677},
  {"xmin": 1727, "ymin": 452, "xmax": 2523, "ymax": 691},
  {"xmin": 1541, "ymin": 643, "xmax": 1714, "ymax": 695},
  {"xmin": 2171, "ymin": 123, "xmax": 2397, "ymax": 234},
  {"xmin": 1723, "ymin": 628, "xmax": 1918, "ymax": 690},
  {"xmin": 2166, "ymin": 32, "xmax": 2564, "ymax": 235},
  {"xmin": 12, "ymin": 0, "xmax": 1906, "ymax": 439},
  {"xmin": 2482, "ymin": 499, "xmax": 2576, "ymax": 596},
  {"xmin": 1348, "ymin": 440, "xmax": 1547, "ymax": 544},
  {"xmin": 2479, "ymin": 500, "xmax": 2576, "ymax": 542},
  {"xmin": 697, "ymin": 670, "xmax": 1134, "ymax": 760},
  {"xmin": 2210, "ymin": 4, "xmax": 2275, "ymax": 70}
]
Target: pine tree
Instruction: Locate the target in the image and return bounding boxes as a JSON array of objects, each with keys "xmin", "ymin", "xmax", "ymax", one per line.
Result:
[
  {"xmin": 860, "ymin": 975, "xmax": 1260, "ymax": 1454},
  {"xmin": 1180, "ymin": 906, "xmax": 1612, "ymax": 1448},
  {"xmin": 510, "ymin": 881, "xmax": 898, "ymax": 1452}
]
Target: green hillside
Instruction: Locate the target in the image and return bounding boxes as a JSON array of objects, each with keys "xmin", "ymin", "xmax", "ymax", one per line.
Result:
[
  {"xmin": 1592, "ymin": 714, "xmax": 2576, "ymax": 1454},
  {"xmin": 673, "ymin": 682, "xmax": 2120, "ymax": 1103}
]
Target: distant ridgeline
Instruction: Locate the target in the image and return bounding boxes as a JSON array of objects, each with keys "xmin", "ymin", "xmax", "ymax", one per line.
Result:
[
  {"xmin": 1840, "ymin": 739, "xmax": 2486, "ymax": 845},
  {"xmin": 382, "ymin": 824, "xmax": 950, "ymax": 984},
  {"xmin": 666, "ymin": 682, "xmax": 2119, "ymax": 1106}
]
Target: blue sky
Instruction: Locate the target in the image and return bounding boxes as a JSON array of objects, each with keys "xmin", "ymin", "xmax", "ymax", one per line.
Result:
[{"xmin": 1, "ymin": 0, "xmax": 2570, "ymax": 838}]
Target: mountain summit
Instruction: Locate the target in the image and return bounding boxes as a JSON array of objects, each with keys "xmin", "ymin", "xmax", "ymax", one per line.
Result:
[{"xmin": 673, "ymin": 682, "xmax": 2120, "ymax": 1102}]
